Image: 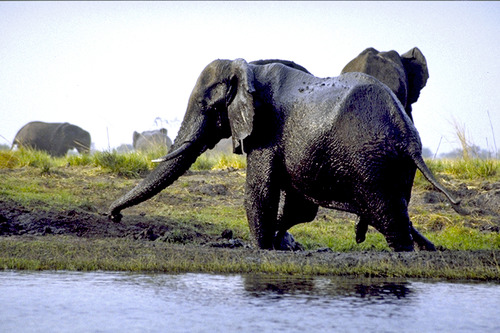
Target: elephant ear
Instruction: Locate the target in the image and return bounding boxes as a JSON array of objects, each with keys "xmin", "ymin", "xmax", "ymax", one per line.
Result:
[
  {"xmin": 53, "ymin": 122, "xmax": 69, "ymax": 144},
  {"xmin": 401, "ymin": 47, "xmax": 429, "ymax": 104},
  {"xmin": 227, "ymin": 58, "xmax": 256, "ymax": 154}
]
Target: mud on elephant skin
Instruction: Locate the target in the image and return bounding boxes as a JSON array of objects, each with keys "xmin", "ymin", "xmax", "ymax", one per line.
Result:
[
  {"xmin": 133, "ymin": 128, "xmax": 173, "ymax": 152},
  {"xmin": 341, "ymin": 47, "xmax": 429, "ymax": 121},
  {"xmin": 108, "ymin": 58, "xmax": 461, "ymax": 252},
  {"xmin": 12, "ymin": 121, "xmax": 91, "ymax": 157}
]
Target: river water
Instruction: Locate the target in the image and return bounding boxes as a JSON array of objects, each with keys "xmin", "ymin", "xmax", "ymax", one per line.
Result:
[{"xmin": 0, "ymin": 271, "xmax": 499, "ymax": 332}]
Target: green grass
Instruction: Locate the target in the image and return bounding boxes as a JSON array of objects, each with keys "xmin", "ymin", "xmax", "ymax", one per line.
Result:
[
  {"xmin": 289, "ymin": 216, "xmax": 389, "ymax": 251},
  {"xmin": 1, "ymin": 147, "xmax": 246, "ymax": 177},
  {"xmin": 191, "ymin": 152, "xmax": 246, "ymax": 171},
  {"xmin": 0, "ymin": 179, "xmax": 79, "ymax": 209},
  {"xmin": 1, "ymin": 237, "xmax": 498, "ymax": 279},
  {"xmin": 431, "ymin": 226, "xmax": 500, "ymax": 250},
  {"xmin": 4, "ymin": 148, "xmax": 494, "ymax": 180},
  {"xmin": 415, "ymin": 158, "xmax": 500, "ymax": 183},
  {"xmin": 0, "ymin": 148, "xmax": 56, "ymax": 173}
]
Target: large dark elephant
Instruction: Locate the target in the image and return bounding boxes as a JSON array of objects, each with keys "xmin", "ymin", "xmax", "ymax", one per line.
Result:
[
  {"xmin": 13, "ymin": 121, "xmax": 91, "ymax": 157},
  {"xmin": 341, "ymin": 47, "xmax": 429, "ymax": 121},
  {"xmin": 108, "ymin": 59, "xmax": 460, "ymax": 252},
  {"xmin": 133, "ymin": 128, "xmax": 173, "ymax": 152}
]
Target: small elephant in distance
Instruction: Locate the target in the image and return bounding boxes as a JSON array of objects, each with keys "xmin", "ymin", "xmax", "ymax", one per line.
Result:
[
  {"xmin": 341, "ymin": 47, "xmax": 429, "ymax": 122},
  {"xmin": 133, "ymin": 128, "xmax": 173, "ymax": 152},
  {"xmin": 109, "ymin": 58, "xmax": 461, "ymax": 252},
  {"xmin": 12, "ymin": 121, "xmax": 91, "ymax": 157}
]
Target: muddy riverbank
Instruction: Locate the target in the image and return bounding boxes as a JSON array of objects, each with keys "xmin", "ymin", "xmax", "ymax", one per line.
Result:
[{"xmin": 1, "ymin": 167, "xmax": 499, "ymax": 279}]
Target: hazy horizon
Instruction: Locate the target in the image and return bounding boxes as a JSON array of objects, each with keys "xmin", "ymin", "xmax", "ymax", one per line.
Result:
[{"xmin": 1, "ymin": 2, "xmax": 499, "ymax": 157}]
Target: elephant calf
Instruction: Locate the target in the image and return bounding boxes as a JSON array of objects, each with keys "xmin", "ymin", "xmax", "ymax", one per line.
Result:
[{"xmin": 12, "ymin": 121, "xmax": 91, "ymax": 157}]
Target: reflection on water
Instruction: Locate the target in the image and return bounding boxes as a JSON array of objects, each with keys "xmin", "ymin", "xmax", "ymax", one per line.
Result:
[
  {"xmin": 1, "ymin": 271, "xmax": 499, "ymax": 332},
  {"xmin": 244, "ymin": 274, "xmax": 413, "ymax": 300}
]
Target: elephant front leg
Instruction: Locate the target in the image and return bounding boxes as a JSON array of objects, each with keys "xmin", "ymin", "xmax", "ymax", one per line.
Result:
[{"xmin": 244, "ymin": 150, "xmax": 281, "ymax": 250}]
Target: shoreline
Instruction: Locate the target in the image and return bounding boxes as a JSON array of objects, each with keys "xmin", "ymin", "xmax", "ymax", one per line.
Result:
[{"xmin": 1, "ymin": 236, "xmax": 499, "ymax": 281}]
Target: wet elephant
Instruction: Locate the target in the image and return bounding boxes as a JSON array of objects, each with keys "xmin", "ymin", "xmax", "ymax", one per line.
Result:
[{"xmin": 108, "ymin": 58, "xmax": 460, "ymax": 252}]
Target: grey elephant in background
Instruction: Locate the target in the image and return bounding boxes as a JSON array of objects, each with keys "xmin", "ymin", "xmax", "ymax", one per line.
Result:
[
  {"xmin": 109, "ymin": 58, "xmax": 461, "ymax": 252},
  {"xmin": 341, "ymin": 47, "xmax": 429, "ymax": 121},
  {"xmin": 12, "ymin": 121, "xmax": 91, "ymax": 157},
  {"xmin": 133, "ymin": 128, "xmax": 172, "ymax": 152}
]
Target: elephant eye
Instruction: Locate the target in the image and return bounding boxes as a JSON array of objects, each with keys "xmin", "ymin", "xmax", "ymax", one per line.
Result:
[{"xmin": 197, "ymin": 83, "xmax": 227, "ymax": 114}]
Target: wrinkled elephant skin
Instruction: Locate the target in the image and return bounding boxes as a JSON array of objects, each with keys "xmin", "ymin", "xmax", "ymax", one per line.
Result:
[{"xmin": 108, "ymin": 58, "xmax": 460, "ymax": 252}]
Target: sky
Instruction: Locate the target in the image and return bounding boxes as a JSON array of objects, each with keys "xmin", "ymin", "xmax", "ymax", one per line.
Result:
[{"xmin": 1, "ymin": 1, "xmax": 499, "ymax": 155}]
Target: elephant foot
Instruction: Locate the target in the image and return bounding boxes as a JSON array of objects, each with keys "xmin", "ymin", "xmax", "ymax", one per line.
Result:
[{"xmin": 273, "ymin": 231, "xmax": 304, "ymax": 251}]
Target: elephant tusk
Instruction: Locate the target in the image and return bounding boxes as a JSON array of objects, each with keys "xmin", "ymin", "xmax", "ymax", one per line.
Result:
[{"xmin": 151, "ymin": 141, "xmax": 193, "ymax": 163}]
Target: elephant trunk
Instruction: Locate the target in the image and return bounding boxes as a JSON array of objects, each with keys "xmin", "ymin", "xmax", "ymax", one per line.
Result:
[
  {"xmin": 108, "ymin": 143, "xmax": 200, "ymax": 222},
  {"xmin": 108, "ymin": 112, "xmax": 209, "ymax": 222}
]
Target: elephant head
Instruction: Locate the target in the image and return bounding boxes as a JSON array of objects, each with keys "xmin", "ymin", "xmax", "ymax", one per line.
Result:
[
  {"xmin": 341, "ymin": 47, "xmax": 429, "ymax": 121},
  {"xmin": 108, "ymin": 59, "xmax": 256, "ymax": 220}
]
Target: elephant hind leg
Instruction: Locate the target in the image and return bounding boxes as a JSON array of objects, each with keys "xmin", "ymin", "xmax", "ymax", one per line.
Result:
[
  {"xmin": 355, "ymin": 216, "xmax": 370, "ymax": 244},
  {"xmin": 273, "ymin": 190, "xmax": 319, "ymax": 251},
  {"xmin": 277, "ymin": 190, "xmax": 319, "ymax": 231},
  {"xmin": 369, "ymin": 199, "xmax": 414, "ymax": 252}
]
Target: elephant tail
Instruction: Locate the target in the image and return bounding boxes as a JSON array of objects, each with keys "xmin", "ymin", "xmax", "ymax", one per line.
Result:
[{"xmin": 412, "ymin": 153, "xmax": 469, "ymax": 215}]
